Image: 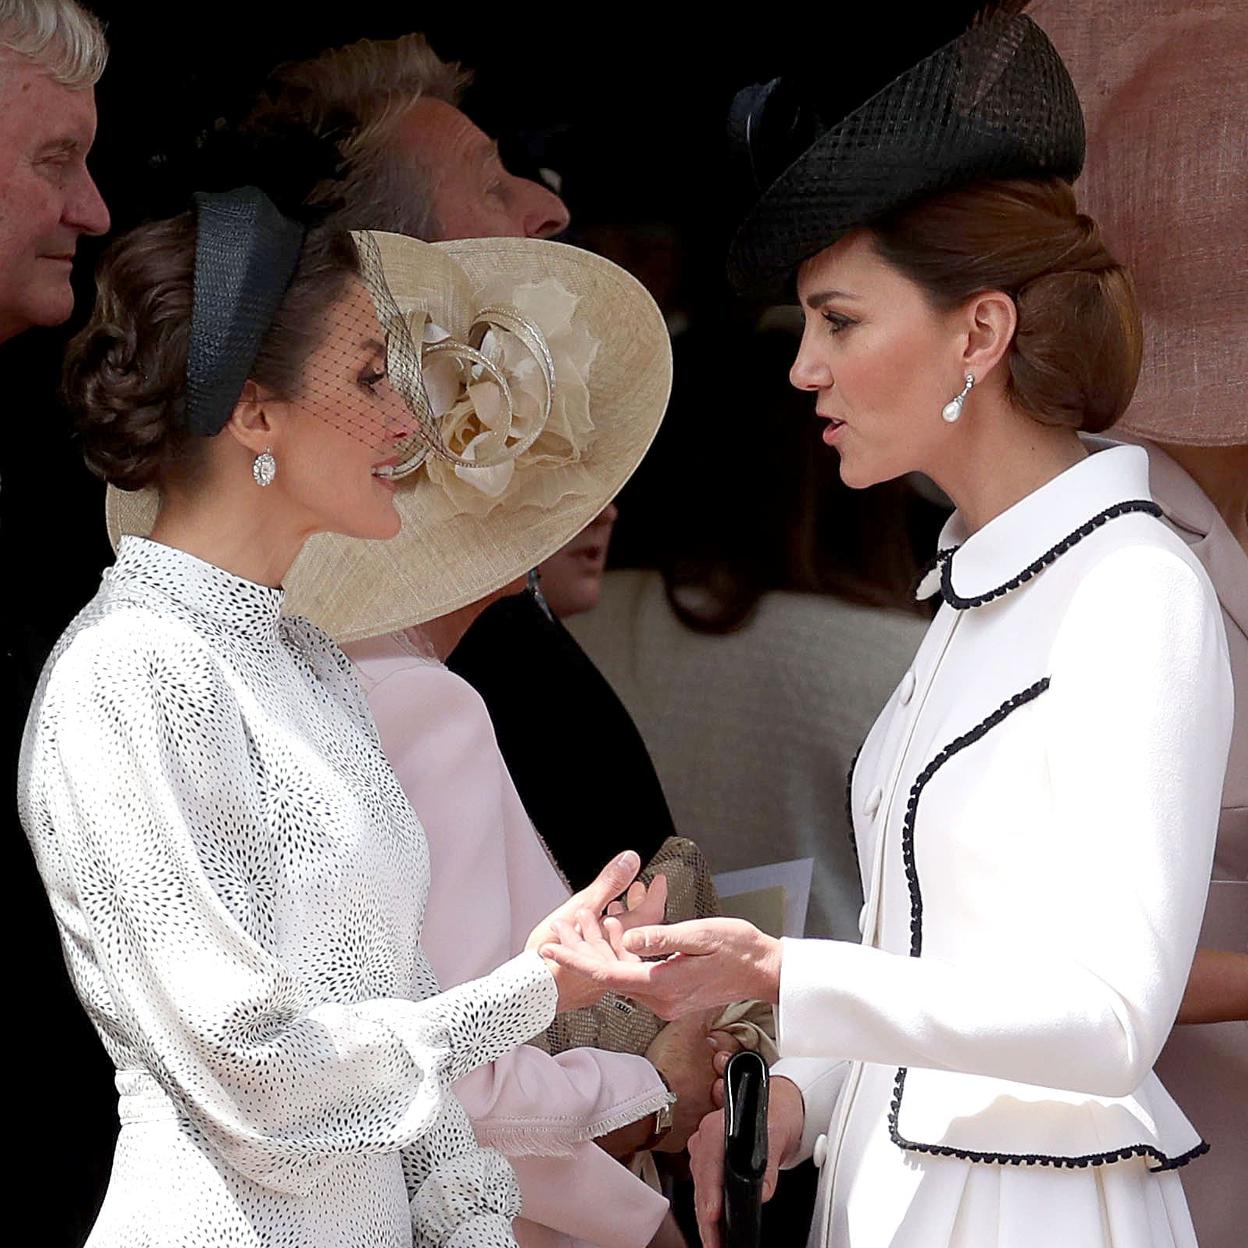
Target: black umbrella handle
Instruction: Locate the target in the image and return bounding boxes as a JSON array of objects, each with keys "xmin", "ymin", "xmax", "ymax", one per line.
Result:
[{"xmin": 721, "ymin": 1050, "xmax": 769, "ymax": 1248}]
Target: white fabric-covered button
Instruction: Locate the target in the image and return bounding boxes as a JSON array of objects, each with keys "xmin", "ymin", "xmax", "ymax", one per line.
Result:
[
  {"xmin": 813, "ymin": 1134, "xmax": 829, "ymax": 1169},
  {"xmin": 865, "ymin": 786, "xmax": 883, "ymax": 818},
  {"xmin": 899, "ymin": 670, "xmax": 917, "ymax": 705},
  {"xmin": 857, "ymin": 904, "xmax": 869, "ymax": 937}
]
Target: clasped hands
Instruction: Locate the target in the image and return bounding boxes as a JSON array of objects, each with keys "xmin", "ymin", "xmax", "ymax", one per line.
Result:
[
  {"xmin": 525, "ymin": 850, "xmax": 800, "ymax": 1245},
  {"xmin": 527, "ymin": 849, "xmax": 783, "ymax": 1017}
]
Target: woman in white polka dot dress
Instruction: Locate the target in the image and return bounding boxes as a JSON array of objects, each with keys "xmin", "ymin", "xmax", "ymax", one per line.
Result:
[{"xmin": 17, "ymin": 194, "xmax": 668, "ymax": 1248}]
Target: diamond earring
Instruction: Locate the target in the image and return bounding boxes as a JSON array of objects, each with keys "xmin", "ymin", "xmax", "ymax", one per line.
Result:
[
  {"xmin": 941, "ymin": 374, "xmax": 975, "ymax": 423},
  {"xmin": 252, "ymin": 448, "xmax": 277, "ymax": 487}
]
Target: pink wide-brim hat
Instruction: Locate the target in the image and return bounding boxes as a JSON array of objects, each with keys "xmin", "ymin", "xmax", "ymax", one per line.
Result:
[{"xmin": 1036, "ymin": 0, "xmax": 1247, "ymax": 447}]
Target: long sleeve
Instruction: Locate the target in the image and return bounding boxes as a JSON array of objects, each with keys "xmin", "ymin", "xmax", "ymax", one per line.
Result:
[
  {"xmin": 509, "ymin": 1150, "xmax": 670, "ymax": 1248},
  {"xmin": 769, "ymin": 1056, "xmax": 851, "ymax": 1167},
  {"xmin": 778, "ymin": 546, "xmax": 1233, "ymax": 1098},
  {"xmin": 30, "ymin": 615, "xmax": 556, "ymax": 1200},
  {"xmin": 454, "ymin": 1045, "xmax": 668, "ymax": 1156}
]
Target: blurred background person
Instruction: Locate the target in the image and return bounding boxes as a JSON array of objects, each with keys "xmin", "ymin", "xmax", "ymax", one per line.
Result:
[
  {"xmin": 0, "ymin": 0, "xmax": 108, "ymax": 344},
  {"xmin": 1039, "ymin": 4, "xmax": 1248, "ymax": 1244},
  {"xmin": 535, "ymin": 503, "xmax": 620, "ymax": 620},
  {"xmin": 1, "ymin": 4, "xmax": 111, "ymax": 1244},
  {"xmin": 245, "ymin": 28, "xmax": 681, "ymax": 899}
]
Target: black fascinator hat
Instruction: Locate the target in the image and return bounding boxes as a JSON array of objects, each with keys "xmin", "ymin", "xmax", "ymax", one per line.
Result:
[
  {"xmin": 727, "ymin": 3, "xmax": 1085, "ymax": 296},
  {"xmin": 180, "ymin": 119, "xmax": 347, "ymax": 438}
]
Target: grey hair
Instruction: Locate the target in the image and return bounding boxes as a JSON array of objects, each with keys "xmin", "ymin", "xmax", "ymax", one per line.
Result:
[
  {"xmin": 246, "ymin": 34, "xmax": 472, "ymax": 240},
  {"xmin": 0, "ymin": 0, "xmax": 108, "ymax": 89}
]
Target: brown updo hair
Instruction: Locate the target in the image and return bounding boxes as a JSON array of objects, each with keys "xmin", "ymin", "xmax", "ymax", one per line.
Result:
[
  {"xmin": 869, "ymin": 179, "xmax": 1142, "ymax": 433},
  {"xmin": 64, "ymin": 215, "xmax": 361, "ymax": 491}
]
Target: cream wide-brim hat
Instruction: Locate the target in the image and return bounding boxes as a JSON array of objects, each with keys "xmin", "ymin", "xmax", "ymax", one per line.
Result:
[{"xmin": 106, "ymin": 233, "xmax": 673, "ymax": 642}]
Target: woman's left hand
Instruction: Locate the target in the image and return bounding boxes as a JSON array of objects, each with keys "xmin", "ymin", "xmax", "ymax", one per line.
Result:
[
  {"xmin": 526, "ymin": 852, "xmax": 646, "ymax": 1011},
  {"xmin": 541, "ymin": 917, "xmax": 782, "ymax": 1021}
]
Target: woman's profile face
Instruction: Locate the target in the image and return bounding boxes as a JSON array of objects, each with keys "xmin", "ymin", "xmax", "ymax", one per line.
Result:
[
  {"xmin": 790, "ymin": 230, "xmax": 969, "ymax": 490},
  {"xmin": 268, "ymin": 277, "xmax": 414, "ymax": 542}
]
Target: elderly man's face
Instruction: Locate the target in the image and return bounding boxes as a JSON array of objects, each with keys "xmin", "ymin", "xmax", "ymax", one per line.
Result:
[
  {"xmin": 395, "ymin": 97, "xmax": 569, "ymax": 242},
  {"xmin": 0, "ymin": 52, "xmax": 109, "ymax": 342}
]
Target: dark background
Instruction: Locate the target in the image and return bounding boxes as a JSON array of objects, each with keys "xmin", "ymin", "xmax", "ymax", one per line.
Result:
[{"xmin": 3, "ymin": 5, "xmax": 975, "ymax": 1242}]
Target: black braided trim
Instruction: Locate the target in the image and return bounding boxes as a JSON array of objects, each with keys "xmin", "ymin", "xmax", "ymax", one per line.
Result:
[
  {"xmin": 889, "ymin": 1068, "xmax": 1211, "ymax": 1172},
  {"xmin": 939, "ymin": 500, "xmax": 1162, "ymax": 610},
  {"xmin": 845, "ymin": 741, "xmax": 864, "ymax": 866},
  {"xmin": 902, "ymin": 678, "xmax": 1051, "ymax": 959},
  {"xmin": 890, "ymin": 672, "xmax": 1208, "ymax": 1171}
]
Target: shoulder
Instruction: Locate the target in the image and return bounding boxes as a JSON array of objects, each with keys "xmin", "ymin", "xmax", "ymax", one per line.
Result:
[
  {"xmin": 1047, "ymin": 517, "xmax": 1229, "ymax": 695},
  {"xmin": 758, "ymin": 590, "xmax": 929, "ymax": 653},
  {"xmin": 44, "ymin": 597, "xmax": 222, "ymax": 704},
  {"xmin": 27, "ymin": 600, "xmax": 241, "ymax": 771},
  {"xmin": 1059, "ymin": 514, "xmax": 1219, "ymax": 627},
  {"xmin": 357, "ymin": 648, "xmax": 498, "ymax": 754}
]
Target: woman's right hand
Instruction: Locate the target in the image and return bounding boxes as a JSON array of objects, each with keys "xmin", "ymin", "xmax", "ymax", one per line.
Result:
[{"xmin": 687, "ymin": 1074, "xmax": 806, "ymax": 1248}]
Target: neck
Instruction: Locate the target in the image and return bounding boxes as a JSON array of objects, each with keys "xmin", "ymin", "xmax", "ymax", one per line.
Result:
[
  {"xmin": 1152, "ymin": 439, "xmax": 1248, "ymax": 555},
  {"xmin": 409, "ymin": 605, "xmax": 480, "ymax": 663},
  {"xmin": 148, "ymin": 486, "xmax": 312, "ymax": 590},
  {"xmin": 416, "ymin": 594, "xmax": 503, "ymax": 662},
  {"xmin": 928, "ymin": 396, "xmax": 1088, "ymax": 536},
  {"xmin": 416, "ymin": 579, "xmax": 532, "ymax": 661}
]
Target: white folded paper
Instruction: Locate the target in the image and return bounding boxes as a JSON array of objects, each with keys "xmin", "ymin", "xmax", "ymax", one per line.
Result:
[{"xmin": 714, "ymin": 858, "xmax": 814, "ymax": 939}]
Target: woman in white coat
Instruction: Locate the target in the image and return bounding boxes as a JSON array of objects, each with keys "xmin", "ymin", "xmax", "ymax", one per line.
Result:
[{"xmin": 542, "ymin": 11, "xmax": 1234, "ymax": 1248}]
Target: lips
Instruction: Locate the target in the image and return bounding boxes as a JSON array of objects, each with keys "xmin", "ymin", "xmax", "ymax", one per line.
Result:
[{"xmin": 817, "ymin": 410, "xmax": 848, "ymax": 445}]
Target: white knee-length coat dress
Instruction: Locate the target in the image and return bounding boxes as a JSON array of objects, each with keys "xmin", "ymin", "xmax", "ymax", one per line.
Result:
[
  {"xmin": 771, "ymin": 445, "xmax": 1234, "ymax": 1248},
  {"xmin": 18, "ymin": 537, "xmax": 559, "ymax": 1248}
]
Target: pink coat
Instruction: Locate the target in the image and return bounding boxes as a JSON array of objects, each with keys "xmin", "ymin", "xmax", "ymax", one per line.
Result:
[
  {"xmin": 345, "ymin": 632, "xmax": 670, "ymax": 1248},
  {"xmin": 1138, "ymin": 441, "xmax": 1248, "ymax": 1248}
]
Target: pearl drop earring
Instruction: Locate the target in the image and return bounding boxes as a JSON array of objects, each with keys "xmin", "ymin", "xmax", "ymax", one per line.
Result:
[{"xmin": 941, "ymin": 373, "xmax": 975, "ymax": 423}]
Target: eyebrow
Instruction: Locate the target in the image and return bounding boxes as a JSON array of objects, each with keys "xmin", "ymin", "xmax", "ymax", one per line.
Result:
[
  {"xmin": 803, "ymin": 288, "xmax": 861, "ymax": 310},
  {"xmin": 362, "ymin": 337, "xmax": 385, "ymax": 353}
]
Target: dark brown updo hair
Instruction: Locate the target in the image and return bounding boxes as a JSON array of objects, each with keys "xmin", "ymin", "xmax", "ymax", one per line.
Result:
[
  {"xmin": 64, "ymin": 215, "xmax": 361, "ymax": 491},
  {"xmin": 870, "ymin": 178, "xmax": 1142, "ymax": 433}
]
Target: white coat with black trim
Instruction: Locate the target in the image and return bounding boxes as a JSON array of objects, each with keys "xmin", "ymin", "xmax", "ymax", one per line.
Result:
[{"xmin": 772, "ymin": 444, "xmax": 1233, "ymax": 1248}]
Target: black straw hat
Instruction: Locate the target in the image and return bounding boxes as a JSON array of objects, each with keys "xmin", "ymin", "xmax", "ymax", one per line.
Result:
[
  {"xmin": 728, "ymin": 5, "xmax": 1085, "ymax": 297},
  {"xmin": 185, "ymin": 188, "xmax": 306, "ymax": 437},
  {"xmin": 180, "ymin": 118, "xmax": 348, "ymax": 437}
]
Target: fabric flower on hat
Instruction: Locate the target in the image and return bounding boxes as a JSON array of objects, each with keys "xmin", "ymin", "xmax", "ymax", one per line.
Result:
[{"xmin": 407, "ymin": 278, "xmax": 601, "ymax": 521}]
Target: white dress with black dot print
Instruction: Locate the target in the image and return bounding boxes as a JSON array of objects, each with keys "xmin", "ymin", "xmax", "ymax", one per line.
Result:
[{"xmin": 19, "ymin": 536, "xmax": 557, "ymax": 1247}]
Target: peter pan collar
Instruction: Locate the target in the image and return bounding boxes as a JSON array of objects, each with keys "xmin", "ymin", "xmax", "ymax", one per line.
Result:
[{"xmin": 916, "ymin": 445, "xmax": 1161, "ymax": 610}]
